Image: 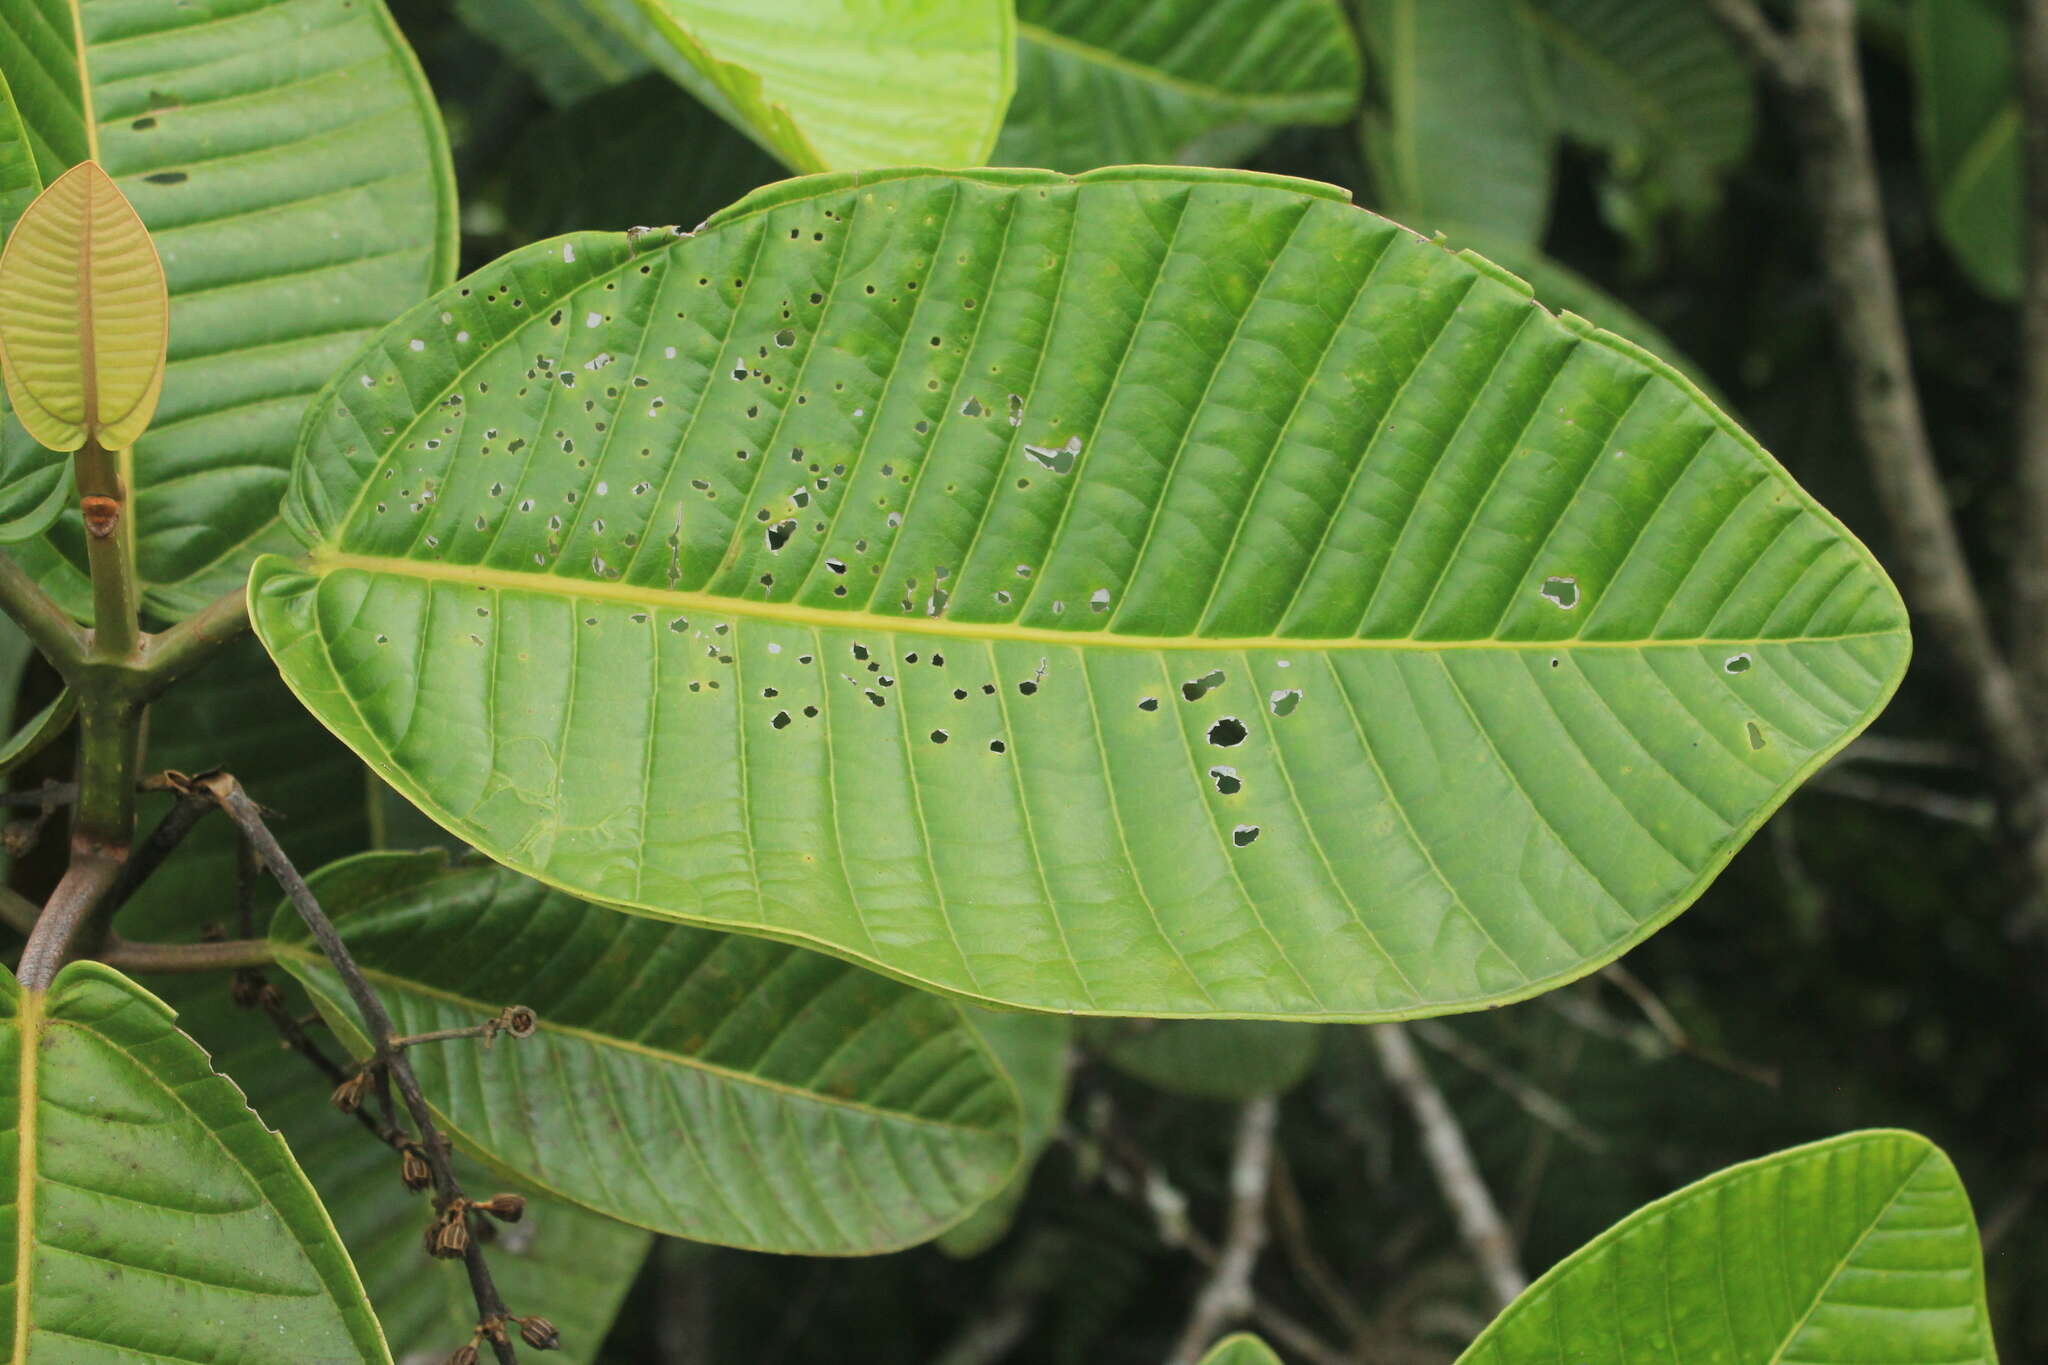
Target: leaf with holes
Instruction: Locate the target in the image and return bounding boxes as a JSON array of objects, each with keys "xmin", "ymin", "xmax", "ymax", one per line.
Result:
[
  {"xmin": 1359, "ymin": 0, "xmax": 1555, "ymax": 241},
  {"xmin": 0, "ymin": 0, "xmax": 456, "ymax": 617},
  {"xmin": 0, "ymin": 162, "xmax": 168, "ymax": 452},
  {"xmin": 1910, "ymin": 0, "xmax": 2020, "ymax": 300},
  {"xmin": 992, "ymin": 0, "xmax": 1361, "ymax": 173},
  {"xmin": 627, "ymin": 0, "xmax": 1013, "ymax": 172},
  {"xmin": 0, "ymin": 961, "xmax": 390, "ymax": 1361},
  {"xmin": 268, "ymin": 852, "xmax": 1025, "ymax": 1254},
  {"xmin": 141, "ymin": 956, "xmax": 648, "ymax": 1364},
  {"xmin": 251, "ymin": 166, "xmax": 1909, "ymax": 1021},
  {"xmin": 1456, "ymin": 1130, "xmax": 1997, "ymax": 1362}
]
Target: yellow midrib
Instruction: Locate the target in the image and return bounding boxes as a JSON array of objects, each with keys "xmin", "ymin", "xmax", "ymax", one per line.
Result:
[
  {"xmin": 302, "ymin": 550, "xmax": 1902, "ymax": 655},
  {"xmin": 10, "ymin": 988, "xmax": 40, "ymax": 1361}
]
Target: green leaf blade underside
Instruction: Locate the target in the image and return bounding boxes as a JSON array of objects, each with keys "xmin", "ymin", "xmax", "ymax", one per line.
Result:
[
  {"xmin": 1360, "ymin": 0, "xmax": 1555, "ymax": 242},
  {"xmin": 0, "ymin": 963, "xmax": 391, "ymax": 1362},
  {"xmin": 254, "ymin": 166, "xmax": 1909, "ymax": 1022},
  {"xmin": 142, "ymin": 961, "xmax": 648, "ymax": 1364},
  {"xmin": 269, "ymin": 852, "xmax": 1025, "ymax": 1255},
  {"xmin": 0, "ymin": 0, "xmax": 457, "ymax": 617},
  {"xmin": 627, "ymin": 0, "xmax": 1014, "ymax": 173},
  {"xmin": 1910, "ymin": 0, "xmax": 2019, "ymax": 300},
  {"xmin": 1457, "ymin": 1130, "xmax": 1997, "ymax": 1364},
  {"xmin": 939, "ymin": 1008, "xmax": 1072, "ymax": 1257},
  {"xmin": 993, "ymin": 0, "xmax": 1361, "ymax": 173}
]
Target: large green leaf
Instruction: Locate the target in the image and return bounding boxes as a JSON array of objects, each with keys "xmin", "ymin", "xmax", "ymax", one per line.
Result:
[
  {"xmin": 142, "ymin": 962, "xmax": 648, "ymax": 1363},
  {"xmin": 1360, "ymin": 0, "xmax": 1556, "ymax": 241},
  {"xmin": 626, "ymin": 0, "xmax": 1014, "ymax": 173},
  {"xmin": 1910, "ymin": 0, "xmax": 2019, "ymax": 300},
  {"xmin": 992, "ymin": 0, "xmax": 1361, "ymax": 173},
  {"xmin": 1084, "ymin": 1018, "xmax": 1318, "ymax": 1100},
  {"xmin": 940, "ymin": 1008, "xmax": 1072, "ymax": 1257},
  {"xmin": 1457, "ymin": 1130, "xmax": 1997, "ymax": 1363},
  {"xmin": 252, "ymin": 166, "xmax": 1909, "ymax": 1021},
  {"xmin": 0, "ymin": 0, "xmax": 457, "ymax": 618},
  {"xmin": 1518, "ymin": 0, "xmax": 1754, "ymax": 223},
  {"xmin": 270, "ymin": 852, "xmax": 1026, "ymax": 1254},
  {"xmin": 0, "ymin": 961, "xmax": 391, "ymax": 1361}
]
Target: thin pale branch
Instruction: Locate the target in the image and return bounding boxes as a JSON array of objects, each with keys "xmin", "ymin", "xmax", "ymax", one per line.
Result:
[
  {"xmin": 1168, "ymin": 1096, "xmax": 1280, "ymax": 1365},
  {"xmin": 1371, "ymin": 1023, "xmax": 1527, "ymax": 1311},
  {"xmin": 1777, "ymin": 0, "xmax": 2043, "ymax": 802},
  {"xmin": 1409, "ymin": 1021, "xmax": 1608, "ymax": 1153},
  {"xmin": 1703, "ymin": 0, "xmax": 1804, "ymax": 83}
]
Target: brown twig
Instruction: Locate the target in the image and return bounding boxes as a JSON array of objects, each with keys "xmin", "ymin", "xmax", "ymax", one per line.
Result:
[
  {"xmin": 1370, "ymin": 1024, "xmax": 1527, "ymax": 1310},
  {"xmin": 1167, "ymin": 1096, "xmax": 1280, "ymax": 1365},
  {"xmin": 199, "ymin": 772, "xmax": 526, "ymax": 1363}
]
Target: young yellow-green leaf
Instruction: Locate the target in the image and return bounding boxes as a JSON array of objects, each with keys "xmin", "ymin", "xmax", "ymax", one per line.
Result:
[
  {"xmin": 1202, "ymin": 1336, "xmax": 1283, "ymax": 1365},
  {"xmin": 628, "ymin": 0, "xmax": 1014, "ymax": 172},
  {"xmin": 1910, "ymin": 0, "xmax": 2019, "ymax": 300},
  {"xmin": 0, "ymin": 162, "xmax": 167, "ymax": 452},
  {"xmin": 0, "ymin": 0, "xmax": 457, "ymax": 618},
  {"xmin": 253, "ymin": 166, "xmax": 1909, "ymax": 1022},
  {"xmin": 993, "ymin": 0, "xmax": 1361, "ymax": 173},
  {"xmin": 0, "ymin": 962, "xmax": 391, "ymax": 1362},
  {"xmin": 1457, "ymin": 1130, "xmax": 1997, "ymax": 1363},
  {"xmin": 269, "ymin": 852, "xmax": 1026, "ymax": 1254}
]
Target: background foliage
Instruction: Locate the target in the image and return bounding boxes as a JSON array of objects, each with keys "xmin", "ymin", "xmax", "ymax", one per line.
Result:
[{"xmin": 2, "ymin": 0, "xmax": 2039, "ymax": 1361}]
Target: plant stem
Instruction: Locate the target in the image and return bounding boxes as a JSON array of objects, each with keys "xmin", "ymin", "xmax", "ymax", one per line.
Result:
[
  {"xmin": 0, "ymin": 552, "xmax": 86, "ymax": 673},
  {"xmin": 1167, "ymin": 1096, "xmax": 1279, "ymax": 1365},
  {"xmin": 74, "ymin": 439, "xmax": 140, "ymax": 666},
  {"xmin": 96, "ymin": 935, "xmax": 273, "ymax": 972},
  {"xmin": 137, "ymin": 584, "xmax": 249, "ymax": 698},
  {"xmin": 1371, "ymin": 1023, "xmax": 1527, "ymax": 1310},
  {"xmin": 68, "ymin": 691, "xmax": 141, "ymax": 857},
  {"xmin": 200, "ymin": 773, "xmax": 521, "ymax": 1364},
  {"xmin": 17, "ymin": 851, "xmax": 122, "ymax": 989}
]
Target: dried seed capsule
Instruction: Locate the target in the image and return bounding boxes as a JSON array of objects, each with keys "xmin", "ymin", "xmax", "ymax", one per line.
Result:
[
  {"xmin": 519, "ymin": 1316, "xmax": 561, "ymax": 1350},
  {"xmin": 500, "ymin": 1005, "xmax": 538, "ymax": 1039},
  {"xmin": 479, "ymin": 1193, "xmax": 526, "ymax": 1223},
  {"xmin": 330, "ymin": 1071, "xmax": 370, "ymax": 1114},
  {"xmin": 448, "ymin": 1345, "xmax": 479, "ymax": 1365},
  {"xmin": 400, "ymin": 1145, "xmax": 433, "ymax": 1192},
  {"xmin": 434, "ymin": 1212, "xmax": 471, "ymax": 1258}
]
